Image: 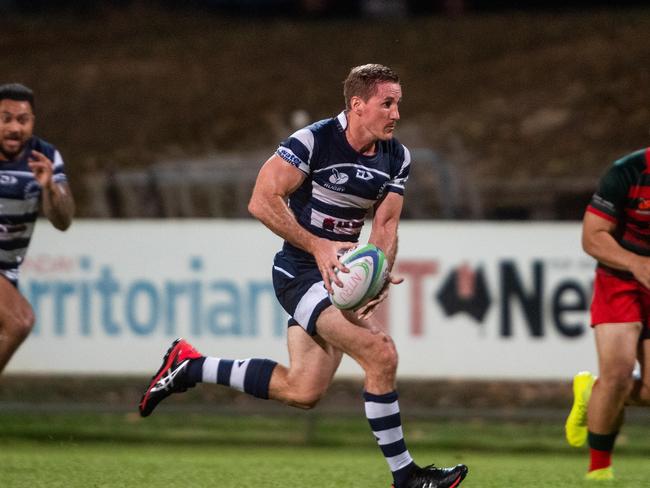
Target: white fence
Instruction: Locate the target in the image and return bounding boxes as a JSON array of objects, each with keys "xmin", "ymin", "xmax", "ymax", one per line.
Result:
[{"xmin": 8, "ymin": 220, "xmax": 597, "ymax": 379}]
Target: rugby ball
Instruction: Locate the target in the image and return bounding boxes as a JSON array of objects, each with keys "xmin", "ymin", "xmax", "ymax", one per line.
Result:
[{"xmin": 329, "ymin": 244, "xmax": 389, "ymax": 310}]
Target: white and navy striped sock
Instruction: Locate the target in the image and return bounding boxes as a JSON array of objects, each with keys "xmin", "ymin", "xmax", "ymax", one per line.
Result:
[
  {"xmin": 364, "ymin": 391, "xmax": 415, "ymax": 488},
  {"xmin": 198, "ymin": 357, "xmax": 277, "ymax": 399}
]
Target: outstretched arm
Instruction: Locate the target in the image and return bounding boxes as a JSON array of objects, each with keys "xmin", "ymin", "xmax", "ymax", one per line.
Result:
[
  {"xmin": 248, "ymin": 154, "xmax": 354, "ymax": 292},
  {"xmin": 29, "ymin": 150, "xmax": 75, "ymax": 230}
]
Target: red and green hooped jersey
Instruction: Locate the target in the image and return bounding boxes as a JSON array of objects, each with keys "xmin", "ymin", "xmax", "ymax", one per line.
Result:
[{"xmin": 587, "ymin": 148, "xmax": 650, "ymax": 274}]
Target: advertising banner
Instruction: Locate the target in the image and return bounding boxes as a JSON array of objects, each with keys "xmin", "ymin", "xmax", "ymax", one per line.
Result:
[{"xmin": 8, "ymin": 221, "xmax": 597, "ymax": 379}]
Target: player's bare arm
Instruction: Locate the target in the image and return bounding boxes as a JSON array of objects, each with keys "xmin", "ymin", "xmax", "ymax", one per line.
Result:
[
  {"xmin": 357, "ymin": 192, "xmax": 405, "ymax": 319},
  {"xmin": 368, "ymin": 191, "xmax": 404, "ymax": 266},
  {"xmin": 582, "ymin": 211, "xmax": 650, "ymax": 288},
  {"xmin": 248, "ymin": 154, "xmax": 353, "ymax": 292},
  {"xmin": 28, "ymin": 149, "xmax": 75, "ymax": 230}
]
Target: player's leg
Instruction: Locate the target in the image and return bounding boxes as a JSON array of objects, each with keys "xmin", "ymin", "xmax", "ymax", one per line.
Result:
[
  {"xmin": 138, "ymin": 327, "xmax": 342, "ymax": 417},
  {"xmin": 627, "ymin": 328, "xmax": 650, "ymax": 406},
  {"xmin": 586, "ymin": 322, "xmax": 641, "ymax": 480},
  {"xmin": 0, "ymin": 276, "xmax": 35, "ymax": 374},
  {"xmin": 315, "ymin": 307, "xmax": 467, "ymax": 488},
  {"xmin": 139, "ymin": 253, "xmax": 345, "ymax": 417},
  {"xmin": 268, "ymin": 325, "xmax": 342, "ymax": 408}
]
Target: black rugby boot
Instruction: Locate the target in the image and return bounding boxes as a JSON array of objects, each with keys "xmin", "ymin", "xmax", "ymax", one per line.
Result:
[{"xmin": 393, "ymin": 464, "xmax": 468, "ymax": 488}]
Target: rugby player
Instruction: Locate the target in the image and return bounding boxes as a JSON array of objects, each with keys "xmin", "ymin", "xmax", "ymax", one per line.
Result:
[
  {"xmin": 565, "ymin": 148, "xmax": 650, "ymax": 480},
  {"xmin": 139, "ymin": 64, "xmax": 468, "ymax": 488},
  {"xmin": 0, "ymin": 83, "xmax": 75, "ymax": 374}
]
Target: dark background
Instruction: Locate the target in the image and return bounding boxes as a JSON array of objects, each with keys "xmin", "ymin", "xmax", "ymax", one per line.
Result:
[
  {"xmin": 3, "ymin": 0, "xmax": 650, "ymax": 15},
  {"xmin": 2, "ymin": 0, "xmax": 649, "ymax": 219}
]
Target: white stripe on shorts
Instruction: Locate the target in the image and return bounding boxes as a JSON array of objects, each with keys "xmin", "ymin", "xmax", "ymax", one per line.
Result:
[
  {"xmin": 273, "ymin": 266, "xmax": 295, "ymax": 278},
  {"xmin": 294, "ymin": 281, "xmax": 329, "ymax": 328}
]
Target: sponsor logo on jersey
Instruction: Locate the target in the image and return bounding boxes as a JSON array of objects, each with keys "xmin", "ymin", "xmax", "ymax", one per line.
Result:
[
  {"xmin": 329, "ymin": 168, "xmax": 349, "ymax": 185},
  {"xmin": 322, "ymin": 217, "xmax": 364, "ymax": 232},
  {"xmin": 355, "ymin": 169, "xmax": 374, "ymax": 181},
  {"xmin": 277, "ymin": 147, "xmax": 304, "ymax": 169},
  {"xmin": 0, "ymin": 175, "xmax": 18, "ymax": 186}
]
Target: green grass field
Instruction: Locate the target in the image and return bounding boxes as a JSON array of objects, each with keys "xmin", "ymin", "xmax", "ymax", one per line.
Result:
[{"xmin": 1, "ymin": 410, "xmax": 649, "ymax": 487}]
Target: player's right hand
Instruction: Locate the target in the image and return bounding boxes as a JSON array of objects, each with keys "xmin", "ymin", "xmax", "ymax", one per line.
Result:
[
  {"xmin": 311, "ymin": 238, "xmax": 355, "ymax": 294},
  {"xmin": 628, "ymin": 255, "xmax": 650, "ymax": 289}
]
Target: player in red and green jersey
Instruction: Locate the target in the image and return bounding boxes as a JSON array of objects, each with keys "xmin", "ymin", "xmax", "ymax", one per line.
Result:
[{"xmin": 565, "ymin": 148, "xmax": 650, "ymax": 480}]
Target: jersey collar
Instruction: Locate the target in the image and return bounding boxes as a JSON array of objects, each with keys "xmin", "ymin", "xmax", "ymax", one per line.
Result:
[{"xmin": 336, "ymin": 111, "xmax": 348, "ymax": 131}]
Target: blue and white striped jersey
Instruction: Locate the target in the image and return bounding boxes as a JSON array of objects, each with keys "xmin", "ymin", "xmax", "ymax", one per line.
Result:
[
  {"xmin": 0, "ymin": 136, "xmax": 67, "ymax": 284},
  {"xmin": 276, "ymin": 111, "xmax": 410, "ymax": 260}
]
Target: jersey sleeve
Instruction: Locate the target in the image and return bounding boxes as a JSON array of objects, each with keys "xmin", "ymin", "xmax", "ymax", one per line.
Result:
[
  {"xmin": 275, "ymin": 127, "xmax": 315, "ymax": 175},
  {"xmin": 52, "ymin": 150, "xmax": 68, "ymax": 184},
  {"xmin": 586, "ymin": 162, "xmax": 629, "ymax": 223},
  {"xmin": 386, "ymin": 145, "xmax": 411, "ymax": 195}
]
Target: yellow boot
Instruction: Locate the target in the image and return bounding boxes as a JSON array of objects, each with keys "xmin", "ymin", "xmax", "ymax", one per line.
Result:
[
  {"xmin": 585, "ymin": 466, "xmax": 614, "ymax": 481},
  {"xmin": 565, "ymin": 371, "xmax": 596, "ymax": 447}
]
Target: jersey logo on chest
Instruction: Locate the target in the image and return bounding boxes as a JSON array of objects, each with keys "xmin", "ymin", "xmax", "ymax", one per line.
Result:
[
  {"xmin": 329, "ymin": 168, "xmax": 349, "ymax": 185},
  {"xmin": 355, "ymin": 169, "xmax": 374, "ymax": 181},
  {"xmin": 0, "ymin": 175, "xmax": 18, "ymax": 186}
]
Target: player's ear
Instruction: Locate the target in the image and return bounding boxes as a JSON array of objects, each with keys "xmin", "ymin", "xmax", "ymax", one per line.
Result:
[{"xmin": 350, "ymin": 96, "xmax": 363, "ymax": 115}]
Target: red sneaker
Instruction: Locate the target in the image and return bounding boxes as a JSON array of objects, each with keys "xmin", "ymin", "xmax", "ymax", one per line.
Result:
[{"xmin": 138, "ymin": 338, "xmax": 203, "ymax": 417}]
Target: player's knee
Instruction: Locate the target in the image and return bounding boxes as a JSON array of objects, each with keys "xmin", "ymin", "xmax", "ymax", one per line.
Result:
[
  {"xmin": 5, "ymin": 309, "xmax": 35, "ymax": 340},
  {"xmin": 366, "ymin": 337, "xmax": 398, "ymax": 378},
  {"xmin": 18, "ymin": 311, "xmax": 35, "ymax": 339},
  {"xmin": 600, "ymin": 370, "xmax": 634, "ymax": 396}
]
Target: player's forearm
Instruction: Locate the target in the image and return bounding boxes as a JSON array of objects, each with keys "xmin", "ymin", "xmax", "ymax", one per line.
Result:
[
  {"xmin": 369, "ymin": 223, "xmax": 398, "ymax": 269},
  {"xmin": 249, "ymin": 194, "xmax": 318, "ymax": 254},
  {"xmin": 583, "ymin": 229, "xmax": 640, "ymax": 272},
  {"xmin": 42, "ymin": 183, "xmax": 75, "ymax": 231}
]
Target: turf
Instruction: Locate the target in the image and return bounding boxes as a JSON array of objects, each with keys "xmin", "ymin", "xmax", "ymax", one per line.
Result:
[{"xmin": 1, "ymin": 412, "xmax": 649, "ymax": 487}]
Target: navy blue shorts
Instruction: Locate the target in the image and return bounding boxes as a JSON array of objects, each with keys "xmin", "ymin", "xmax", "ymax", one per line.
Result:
[{"xmin": 272, "ymin": 250, "xmax": 332, "ymax": 336}]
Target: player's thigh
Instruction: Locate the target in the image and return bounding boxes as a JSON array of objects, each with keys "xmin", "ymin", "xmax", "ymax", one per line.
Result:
[
  {"xmin": 287, "ymin": 325, "xmax": 343, "ymax": 389},
  {"xmin": 594, "ymin": 322, "xmax": 642, "ymax": 377},
  {"xmin": 0, "ymin": 277, "xmax": 33, "ymax": 327},
  {"xmin": 315, "ymin": 306, "xmax": 395, "ymax": 367}
]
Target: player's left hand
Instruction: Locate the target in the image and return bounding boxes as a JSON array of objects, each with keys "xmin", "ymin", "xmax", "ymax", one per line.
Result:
[
  {"xmin": 28, "ymin": 150, "xmax": 54, "ymax": 188},
  {"xmin": 356, "ymin": 273, "xmax": 404, "ymax": 320}
]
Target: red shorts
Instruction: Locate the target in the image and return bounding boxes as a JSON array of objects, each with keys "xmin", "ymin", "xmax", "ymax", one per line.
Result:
[{"xmin": 591, "ymin": 268, "xmax": 650, "ymax": 338}]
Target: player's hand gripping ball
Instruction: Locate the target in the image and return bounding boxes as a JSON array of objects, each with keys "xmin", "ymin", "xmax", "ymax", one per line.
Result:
[{"xmin": 329, "ymin": 243, "xmax": 389, "ymax": 310}]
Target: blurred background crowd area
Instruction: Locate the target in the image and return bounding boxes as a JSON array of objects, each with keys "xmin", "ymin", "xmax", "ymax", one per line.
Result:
[{"xmin": 3, "ymin": 0, "xmax": 650, "ymax": 220}]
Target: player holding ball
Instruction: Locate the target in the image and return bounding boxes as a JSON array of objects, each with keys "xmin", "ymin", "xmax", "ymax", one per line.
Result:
[{"xmin": 139, "ymin": 64, "xmax": 468, "ymax": 488}]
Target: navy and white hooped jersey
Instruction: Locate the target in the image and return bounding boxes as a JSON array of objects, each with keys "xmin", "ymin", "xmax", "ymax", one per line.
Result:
[
  {"xmin": 0, "ymin": 136, "xmax": 67, "ymax": 283},
  {"xmin": 276, "ymin": 111, "xmax": 410, "ymax": 261}
]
